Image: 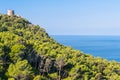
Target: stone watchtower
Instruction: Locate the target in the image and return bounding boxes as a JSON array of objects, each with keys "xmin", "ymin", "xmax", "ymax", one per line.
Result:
[{"xmin": 7, "ymin": 10, "xmax": 14, "ymax": 16}]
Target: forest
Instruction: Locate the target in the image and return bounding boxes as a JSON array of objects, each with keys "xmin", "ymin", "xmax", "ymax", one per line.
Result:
[{"xmin": 0, "ymin": 14, "xmax": 120, "ymax": 80}]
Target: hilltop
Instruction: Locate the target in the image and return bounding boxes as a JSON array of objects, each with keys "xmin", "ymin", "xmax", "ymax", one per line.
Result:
[{"xmin": 0, "ymin": 14, "xmax": 120, "ymax": 80}]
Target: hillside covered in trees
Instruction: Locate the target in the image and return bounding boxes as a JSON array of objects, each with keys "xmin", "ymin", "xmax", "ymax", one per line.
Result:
[{"xmin": 0, "ymin": 14, "xmax": 120, "ymax": 80}]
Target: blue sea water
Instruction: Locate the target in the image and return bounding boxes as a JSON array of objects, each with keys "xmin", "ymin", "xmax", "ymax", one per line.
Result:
[{"xmin": 52, "ymin": 35, "xmax": 120, "ymax": 62}]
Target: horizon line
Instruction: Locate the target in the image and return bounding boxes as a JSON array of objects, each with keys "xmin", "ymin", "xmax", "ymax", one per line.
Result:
[{"xmin": 50, "ymin": 34, "xmax": 120, "ymax": 36}]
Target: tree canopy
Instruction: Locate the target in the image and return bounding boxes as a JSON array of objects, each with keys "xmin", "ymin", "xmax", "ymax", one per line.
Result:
[{"xmin": 0, "ymin": 14, "xmax": 120, "ymax": 80}]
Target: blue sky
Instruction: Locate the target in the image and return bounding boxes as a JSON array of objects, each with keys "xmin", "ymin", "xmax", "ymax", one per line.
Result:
[{"xmin": 1, "ymin": 0, "xmax": 120, "ymax": 35}]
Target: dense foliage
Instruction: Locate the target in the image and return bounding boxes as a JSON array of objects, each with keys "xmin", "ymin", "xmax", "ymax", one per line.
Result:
[{"xmin": 0, "ymin": 14, "xmax": 120, "ymax": 80}]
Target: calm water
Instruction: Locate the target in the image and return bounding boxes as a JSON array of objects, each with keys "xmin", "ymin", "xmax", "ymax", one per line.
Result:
[{"xmin": 52, "ymin": 35, "xmax": 120, "ymax": 62}]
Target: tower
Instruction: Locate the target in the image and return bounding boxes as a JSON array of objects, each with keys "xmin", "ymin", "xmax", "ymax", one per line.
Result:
[{"xmin": 7, "ymin": 10, "xmax": 14, "ymax": 16}]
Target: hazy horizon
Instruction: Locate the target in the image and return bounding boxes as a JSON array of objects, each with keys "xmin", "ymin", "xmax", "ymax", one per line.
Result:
[{"xmin": 1, "ymin": 0, "xmax": 120, "ymax": 35}]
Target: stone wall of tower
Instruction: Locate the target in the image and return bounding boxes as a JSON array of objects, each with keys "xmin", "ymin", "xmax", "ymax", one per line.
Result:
[{"xmin": 7, "ymin": 10, "xmax": 14, "ymax": 16}]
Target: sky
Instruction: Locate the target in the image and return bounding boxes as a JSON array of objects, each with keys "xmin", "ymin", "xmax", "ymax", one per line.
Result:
[{"xmin": 1, "ymin": 0, "xmax": 120, "ymax": 35}]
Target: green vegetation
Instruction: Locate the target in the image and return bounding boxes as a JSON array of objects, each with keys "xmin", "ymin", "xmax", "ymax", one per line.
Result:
[{"xmin": 0, "ymin": 14, "xmax": 120, "ymax": 80}]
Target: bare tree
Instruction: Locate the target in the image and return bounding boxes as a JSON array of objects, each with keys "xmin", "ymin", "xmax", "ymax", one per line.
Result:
[
  {"xmin": 44, "ymin": 58, "xmax": 52, "ymax": 74},
  {"xmin": 55, "ymin": 57, "xmax": 66, "ymax": 80}
]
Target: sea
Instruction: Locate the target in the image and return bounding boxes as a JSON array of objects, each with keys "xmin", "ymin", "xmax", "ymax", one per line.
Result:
[{"xmin": 52, "ymin": 35, "xmax": 120, "ymax": 62}]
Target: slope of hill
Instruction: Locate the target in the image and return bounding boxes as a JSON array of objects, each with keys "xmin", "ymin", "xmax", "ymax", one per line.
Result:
[{"xmin": 0, "ymin": 14, "xmax": 120, "ymax": 80}]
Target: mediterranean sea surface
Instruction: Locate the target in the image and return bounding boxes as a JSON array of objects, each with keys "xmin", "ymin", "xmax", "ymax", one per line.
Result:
[{"xmin": 52, "ymin": 35, "xmax": 120, "ymax": 62}]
